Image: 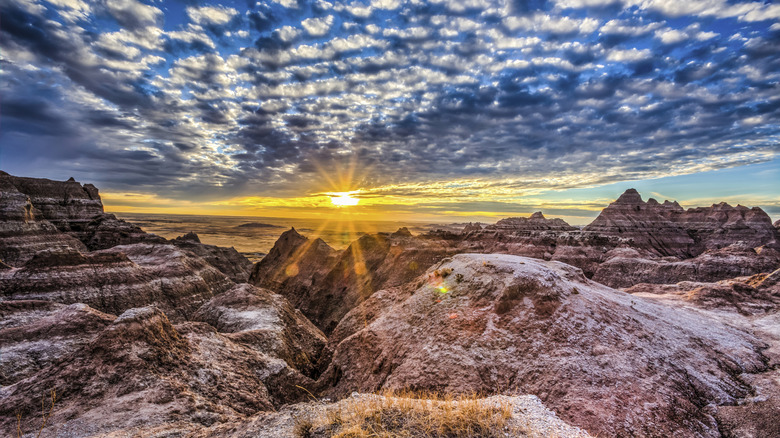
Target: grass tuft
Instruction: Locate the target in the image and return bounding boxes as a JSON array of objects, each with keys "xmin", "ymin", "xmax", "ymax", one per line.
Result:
[
  {"xmin": 15, "ymin": 389, "xmax": 56, "ymax": 438},
  {"xmin": 295, "ymin": 390, "xmax": 520, "ymax": 438}
]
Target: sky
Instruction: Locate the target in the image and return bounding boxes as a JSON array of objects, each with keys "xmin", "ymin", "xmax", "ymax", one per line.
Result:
[{"xmin": 0, "ymin": 0, "xmax": 778, "ymax": 224}]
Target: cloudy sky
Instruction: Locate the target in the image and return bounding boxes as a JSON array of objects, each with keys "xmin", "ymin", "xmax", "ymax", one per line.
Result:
[{"xmin": 1, "ymin": 0, "xmax": 778, "ymax": 223}]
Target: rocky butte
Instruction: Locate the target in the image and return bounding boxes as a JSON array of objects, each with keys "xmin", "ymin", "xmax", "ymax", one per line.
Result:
[{"xmin": 1, "ymin": 172, "xmax": 778, "ymax": 438}]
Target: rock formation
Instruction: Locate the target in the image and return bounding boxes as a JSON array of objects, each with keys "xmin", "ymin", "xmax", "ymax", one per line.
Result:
[
  {"xmin": 78, "ymin": 213, "xmax": 166, "ymax": 250},
  {"xmin": 2, "ymin": 171, "xmax": 779, "ymax": 437},
  {"xmin": 0, "ymin": 301, "xmax": 115, "ymax": 386},
  {"xmin": 461, "ymin": 222, "xmax": 483, "ymax": 233},
  {"xmin": 193, "ymin": 283, "xmax": 328, "ymax": 379},
  {"xmin": 0, "ymin": 243, "xmax": 234, "ymax": 321},
  {"xmin": 0, "ymin": 173, "xmax": 88, "ymax": 267},
  {"xmin": 584, "ymin": 188, "xmax": 779, "ymax": 257},
  {"xmin": 251, "ymin": 228, "xmax": 460, "ymax": 333},
  {"xmin": 172, "ymin": 232, "xmax": 253, "ymax": 283},
  {"xmin": 490, "ymin": 211, "xmax": 577, "ymax": 232},
  {"xmin": 0, "ymin": 173, "xmax": 255, "ymax": 315},
  {"xmin": 318, "ymin": 254, "xmax": 768, "ymax": 437},
  {"xmin": 0, "ymin": 171, "xmax": 103, "ymax": 232},
  {"xmin": 0, "ymin": 306, "xmax": 280, "ymax": 436},
  {"xmin": 592, "ymin": 243, "xmax": 780, "ymax": 288},
  {"xmin": 625, "ymin": 268, "xmax": 780, "ymax": 315}
]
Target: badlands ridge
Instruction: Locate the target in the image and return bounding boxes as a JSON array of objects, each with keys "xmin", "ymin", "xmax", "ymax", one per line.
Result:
[{"xmin": 1, "ymin": 171, "xmax": 779, "ymax": 437}]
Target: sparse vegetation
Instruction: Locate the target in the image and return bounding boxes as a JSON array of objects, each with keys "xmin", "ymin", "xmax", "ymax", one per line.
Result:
[
  {"xmin": 432, "ymin": 267, "xmax": 453, "ymax": 278},
  {"xmin": 295, "ymin": 390, "xmax": 519, "ymax": 438},
  {"xmin": 16, "ymin": 389, "xmax": 56, "ymax": 438}
]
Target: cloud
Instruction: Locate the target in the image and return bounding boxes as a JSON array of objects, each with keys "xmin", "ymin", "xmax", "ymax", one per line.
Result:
[
  {"xmin": 103, "ymin": 0, "xmax": 162, "ymax": 30},
  {"xmin": 600, "ymin": 19, "xmax": 662, "ymax": 36},
  {"xmin": 606, "ymin": 48, "xmax": 651, "ymax": 62},
  {"xmin": 503, "ymin": 13, "xmax": 600, "ymax": 35},
  {"xmin": 0, "ymin": 0, "xmax": 777, "ymax": 207},
  {"xmin": 271, "ymin": 0, "xmax": 299, "ymax": 8},
  {"xmin": 302, "ymin": 15, "xmax": 335, "ymax": 36},
  {"xmin": 371, "ymin": 0, "xmax": 402, "ymax": 10},
  {"xmin": 186, "ymin": 5, "xmax": 239, "ymax": 25},
  {"xmin": 654, "ymin": 24, "xmax": 720, "ymax": 45}
]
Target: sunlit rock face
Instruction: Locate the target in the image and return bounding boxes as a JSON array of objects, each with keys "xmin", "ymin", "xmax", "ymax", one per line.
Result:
[
  {"xmin": 489, "ymin": 211, "xmax": 578, "ymax": 232},
  {"xmin": 193, "ymin": 283, "xmax": 328, "ymax": 380},
  {"xmin": 172, "ymin": 232, "xmax": 253, "ymax": 283},
  {"xmin": 0, "ymin": 306, "xmax": 287, "ymax": 436},
  {"xmin": 250, "ymin": 227, "xmax": 461, "ymax": 333},
  {"xmin": 0, "ymin": 243, "xmax": 234, "ymax": 321},
  {"xmin": 319, "ymin": 254, "xmax": 768, "ymax": 438},
  {"xmin": 584, "ymin": 188, "xmax": 780, "ymax": 258},
  {"xmin": 0, "ymin": 172, "xmax": 89, "ymax": 267},
  {"xmin": 626, "ymin": 268, "xmax": 780, "ymax": 315}
]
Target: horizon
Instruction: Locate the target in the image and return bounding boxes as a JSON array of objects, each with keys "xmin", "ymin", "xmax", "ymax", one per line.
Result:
[
  {"xmin": 1, "ymin": 0, "xmax": 778, "ymax": 222},
  {"xmin": 105, "ymin": 178, "xmax": 778, "ymax": 225}
]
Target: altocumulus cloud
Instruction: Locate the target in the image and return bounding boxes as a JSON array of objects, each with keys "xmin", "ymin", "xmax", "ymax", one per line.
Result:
[{"xmin": 0, "ymin": 0, "xmax": 778, "ymax": 202}]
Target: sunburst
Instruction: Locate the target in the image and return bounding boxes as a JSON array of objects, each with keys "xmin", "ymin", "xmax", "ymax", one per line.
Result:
[{"xmin": 328, "ymin": 191, "xmax": 360, "ymax": 207}]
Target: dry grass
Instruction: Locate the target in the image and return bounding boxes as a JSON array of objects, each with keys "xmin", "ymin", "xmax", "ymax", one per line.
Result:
[
  {"xmin": 295, "ymin": 390, "xmax": 520, "ymax": 438},
  {"xmin": 16, "ymin": 389, "xmax": 56, "ymax": 438}
]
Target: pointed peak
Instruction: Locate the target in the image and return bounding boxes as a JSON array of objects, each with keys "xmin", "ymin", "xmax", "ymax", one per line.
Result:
[
  {"xmin": 392, "ymin": 227, "xmax": 413, "ymax": 237},
  {"xmin": 529, "ymin": 211, "xmax": 545, "ymax": 220},
  {"xmin": 647, "ymin": 198, "xmax": 659, "ymax": 206},
  {"xmin": 462, "ymin": 222, "xmax": 483, "ymax": 233},
  {"xmin": 281, "ymin": 227, "xmax": 304, "ymax": 239},
  {"xmin": 271, "ymin": 228, "xmax": 308, "ymax": 255},
  {"xmin": 313, "ymin": 237, "xmax": 335, "ymax": 251},
  {"xmin": 67, "ymin": 177, "xmax": 76, "ymax": 182},
  {"xmin": 615, "ymin": 188, "xmax": 643, "ymax": 205}
]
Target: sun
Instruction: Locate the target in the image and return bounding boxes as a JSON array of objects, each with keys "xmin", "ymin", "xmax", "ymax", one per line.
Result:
[{"xmin": 329, "ymin": 191, "xmax": 359, "ymax": 207}]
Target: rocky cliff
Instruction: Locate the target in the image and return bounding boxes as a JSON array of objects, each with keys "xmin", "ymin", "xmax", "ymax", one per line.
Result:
[
  {"xmin": 193, "ymin": 283, "xmax": 328, "ymax": 379},
  {"xmin": 0, "ymin": 172, "xmax": 254, "ymax": 314},
  {"xmin": 0, "ymin": 173, "xmax": 88, "ymax": 267},
  {"xmin": 0, "ymin": 243, "xmax": 234, "ymax": 321},
  {"xmin": 584, "ymin": 188, "xmax": 779, "ymax": 257},
  {"xmin": 250, "ymin": 228, "xmax": 461, "ymax": 333},
  {"xmin": 0, "ymin": 306, "xmax": 279, "ymax": 436},
  {"xmin": 318, "ymin": 254, "xmax": 769, "ymax": 437},
  {"xmin": 174, "ymin": 233, "xmax": 253, "ymax": 283},
  {"xmin": 490, "ymin": 211, "xmax": 577, "ymax": 232},
  {"xmin": 0, "ymin": 172, "xmax": 103, "ymax": 231}
]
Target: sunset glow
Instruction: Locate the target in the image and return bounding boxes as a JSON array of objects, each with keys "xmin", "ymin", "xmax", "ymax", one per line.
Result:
[
  {"xmin": 329, "ymin": 192, "xmax": 360, "ymax": 207},
  {"xmin": 3, "ymin": 0, "xmax": 776, "ymax": 222}
]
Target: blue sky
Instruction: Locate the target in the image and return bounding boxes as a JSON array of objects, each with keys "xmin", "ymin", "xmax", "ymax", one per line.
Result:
[{"xmin": 0, "ymin": 0, "xmax": 778, "ymax": 221}]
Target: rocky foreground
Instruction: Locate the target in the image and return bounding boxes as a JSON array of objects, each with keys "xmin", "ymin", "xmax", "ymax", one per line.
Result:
[{"xmin": 1, "ymin": 172, "xmax": 779, "ymax": 437}]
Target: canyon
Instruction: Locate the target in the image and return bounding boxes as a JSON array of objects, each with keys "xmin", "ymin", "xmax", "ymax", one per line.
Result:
[{"xmin": 1, "ymin": 172, "xmax": 778, "ymax": 437}]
